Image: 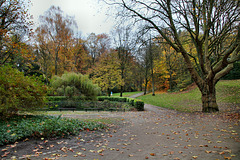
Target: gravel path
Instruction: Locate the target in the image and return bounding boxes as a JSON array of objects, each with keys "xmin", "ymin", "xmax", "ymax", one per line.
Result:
[{"xmin": 8, "ymin": 103, "xmax": 237, "ymax": 160}]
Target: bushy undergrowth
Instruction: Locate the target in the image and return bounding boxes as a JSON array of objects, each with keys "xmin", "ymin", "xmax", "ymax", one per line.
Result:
[
  {"xmin": 0, "ymin": 115, "xmax": 105, "ymax": 146},
  {"xmin": 0, "ymin": 65, "xmax": 48, "ymax": 117}
]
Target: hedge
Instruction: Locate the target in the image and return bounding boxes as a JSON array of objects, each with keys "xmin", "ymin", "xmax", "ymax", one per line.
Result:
[
  {"xmin": 98, "ymin": 96, "xmax": 127, "ymax": 102},
  {"xmin": 46, "ymin": 96, "xmax": 144, "ymax": 111},
  {"xmin": 47, "ymin": 96, "xmax": 92, "ymax": 101},
  {"xmin": 135, "ymin": 100, "xmax": 144, "ymax": 111},
  {"xmin": 97, "ymin": 96, "xmax": 144, "ymax": 111}
]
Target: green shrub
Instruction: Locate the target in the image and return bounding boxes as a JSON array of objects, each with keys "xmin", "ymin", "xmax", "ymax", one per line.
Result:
[
  {"xmin": 46, "ymin": 101, "xmax": 83, "ymax": 110},
  {"xmin": 128, "ymin": 98, "xmax": 135, "ymax": 106},
  {"xmin": 47, "ymin": 96, "xmax": 68, "ymax": 101},
  {"xmin": 134, "ymin": 100, "xmax": 145, "ymax": 111},
  {"xmin": 47, "ymin": 96, "xmax": 87, "ymax": 102},
  {"xmin": 97, "ymin": 96, "xmax": 144, "ymax": 111},
  {"xmin": 97, "ymin": 96, "xmax": 127, "ymax": 102},
  {"xmin": 51, "ymin": 72, "xmax": 101, "ymax": 100},
  {"xmin": 0, "ymin": 115, "xmax": 106, "ymax": 146},
  {"xmin": 0, "ymin": 65, "xmax": 48, "ymax": 117}
]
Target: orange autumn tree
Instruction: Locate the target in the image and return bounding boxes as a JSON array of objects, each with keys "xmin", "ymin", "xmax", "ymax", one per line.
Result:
[
  {"xmin": 72, "ymin": 36, "xmax": 91, "ymax": 74},
  {"xmin": 35, "ymin": 6, "xmax": 78, "ymax": 76},
  {"xmin": 152, "ymin": 33, "xmax": 191, "ymax": 92},
  {"xmin": 0, "ymin": 0, "xmax": 33, "ymax": 65}
]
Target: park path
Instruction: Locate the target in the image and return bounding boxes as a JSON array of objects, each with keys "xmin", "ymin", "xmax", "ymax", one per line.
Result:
[
  {"xmin": 129, "ymin": 92, "xmax": 144, "ymax": 98},
  {"xmin": 2, "ymin": 93, "xmax": 239, "ymax": 160},
  {"xmin": 26, "ymin": 103, "xmax": 240, "ymax": 160}
]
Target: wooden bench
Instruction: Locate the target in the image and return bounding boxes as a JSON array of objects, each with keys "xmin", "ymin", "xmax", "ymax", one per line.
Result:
[
  {"xmin": 109, "ymin": 108, "xmax": 125, "ymax": 112},
  {"xmin": 84, "ymin": 108, "xmax": 102, "ymax": 112},
  {"xmin": 58, "ymin": 108, "xmax": 76, "ymax": 112}
]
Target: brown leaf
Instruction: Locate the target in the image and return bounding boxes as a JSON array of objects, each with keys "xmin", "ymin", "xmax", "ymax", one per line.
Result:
[
  {"xmin": 169, "ymin": 151, "xmax": 174, "ymax": 155},
  {"xmin": 205, "ymin": 150, "xmax": 212, "ymax": 153},
  {"xmin": 1, "ymin": 148, "xmax": 8, "ymax": 152},
  {"xmin": 150, "ymin": 153, "xmax": 155, "ymax": 156},
  {"xmin": 1, "ymin": 152, "xmax": 10, "ymax": 157},
  {"xmin": 219, "ymin": 151, "xmax": 225, "ymax": 155}
]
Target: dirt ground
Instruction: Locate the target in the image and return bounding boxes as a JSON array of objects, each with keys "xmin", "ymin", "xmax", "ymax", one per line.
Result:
[{"xmin": 1, "ymin": 104, "xmax": 240, "ymax": 160}]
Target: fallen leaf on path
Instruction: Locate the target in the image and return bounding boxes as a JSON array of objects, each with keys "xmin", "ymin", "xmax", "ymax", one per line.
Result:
[
  {"xmin": 219, "ymin": 151, "xmax": 225, "ymax": 155},
  {"xmin": 169, "ymin": 151, "xmax": 174, "ymax": 155},
  {"xmin": 60, "ymin": 147, "xmax": 68, "ymax": 153},
  {"xmin": 76, "ymin": 152, "xmax": 82, "ymax": 156},
  {"xmin": 1, "ymin": 148, "xmax": 8, "ymax": 152},
  {"xmin": 1, "ymin": 152, "xmax": 10, "ymax": 157},
  {"xmin": 150, "ymin": 153, "xmax": 155, "ymax": 156}
]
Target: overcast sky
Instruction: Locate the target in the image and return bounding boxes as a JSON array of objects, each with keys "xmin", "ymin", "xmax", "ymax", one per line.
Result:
[{"xmin": 29, "ymin": 0, "xmax": 116, "ymax": 37}]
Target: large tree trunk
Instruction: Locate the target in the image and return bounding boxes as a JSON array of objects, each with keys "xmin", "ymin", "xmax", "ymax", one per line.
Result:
[{"xmin": 200, "ymin": 81, "xmax": 219, "ymax": 112}]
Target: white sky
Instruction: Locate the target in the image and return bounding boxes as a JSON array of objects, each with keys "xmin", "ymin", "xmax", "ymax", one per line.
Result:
[{"xmin": 29, "ymin": 0, "xmax": 116, "ymax": 37}]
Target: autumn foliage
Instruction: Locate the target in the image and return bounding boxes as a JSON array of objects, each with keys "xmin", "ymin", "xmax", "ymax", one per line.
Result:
[{"xmin": 0, "ymin": 65, "xmax": 48, "ymax": 117}]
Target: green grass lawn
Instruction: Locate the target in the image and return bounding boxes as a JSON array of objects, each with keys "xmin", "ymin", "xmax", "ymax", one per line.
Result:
[
  {"xmin": 112, "ymin": 91, "xmax": 143, "ymax": 97},
  {"xmin": 138, "ymin": 80, "xmax": 240, "ymax": 112}
]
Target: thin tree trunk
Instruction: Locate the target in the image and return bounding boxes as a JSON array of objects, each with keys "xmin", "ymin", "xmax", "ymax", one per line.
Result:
[
  {"xmin": 108, "ymin": 88, "xmax": 111, "ymax": 97},
  {"xmin": 149, "ymin": 35, "xmax": 155, "ymax": 96},
  {"xmin": 151, "ymin": 68, "xmax": 155, "ymax": 96},
  {"xmin": 144, "ymin": 78, "xmax": 148, "ymax": 95},
  {"xmin": 120, "ymin": 68, "xmax": 124, "ymax": 97},
  {"xmin": 120, "ymin": 86, "xmax": 123, "ymax": 97},
  {"xmin": 55, "ymin": 49, "xmax": 58, "ymax": 75}
]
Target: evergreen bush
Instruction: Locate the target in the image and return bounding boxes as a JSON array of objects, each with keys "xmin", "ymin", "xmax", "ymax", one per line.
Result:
[
  {"xmin": 135, "ymin": 100, "xmax": 145, "ymax": 111},
  {"xmin": 97, "ymin": 96, "xmax": 144, "ymax": 111}
]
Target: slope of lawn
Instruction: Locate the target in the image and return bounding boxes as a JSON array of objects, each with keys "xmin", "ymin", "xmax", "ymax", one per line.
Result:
[{"xmin": 138, "ymin": 80, "xmax": 240, "ymax": 112}]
